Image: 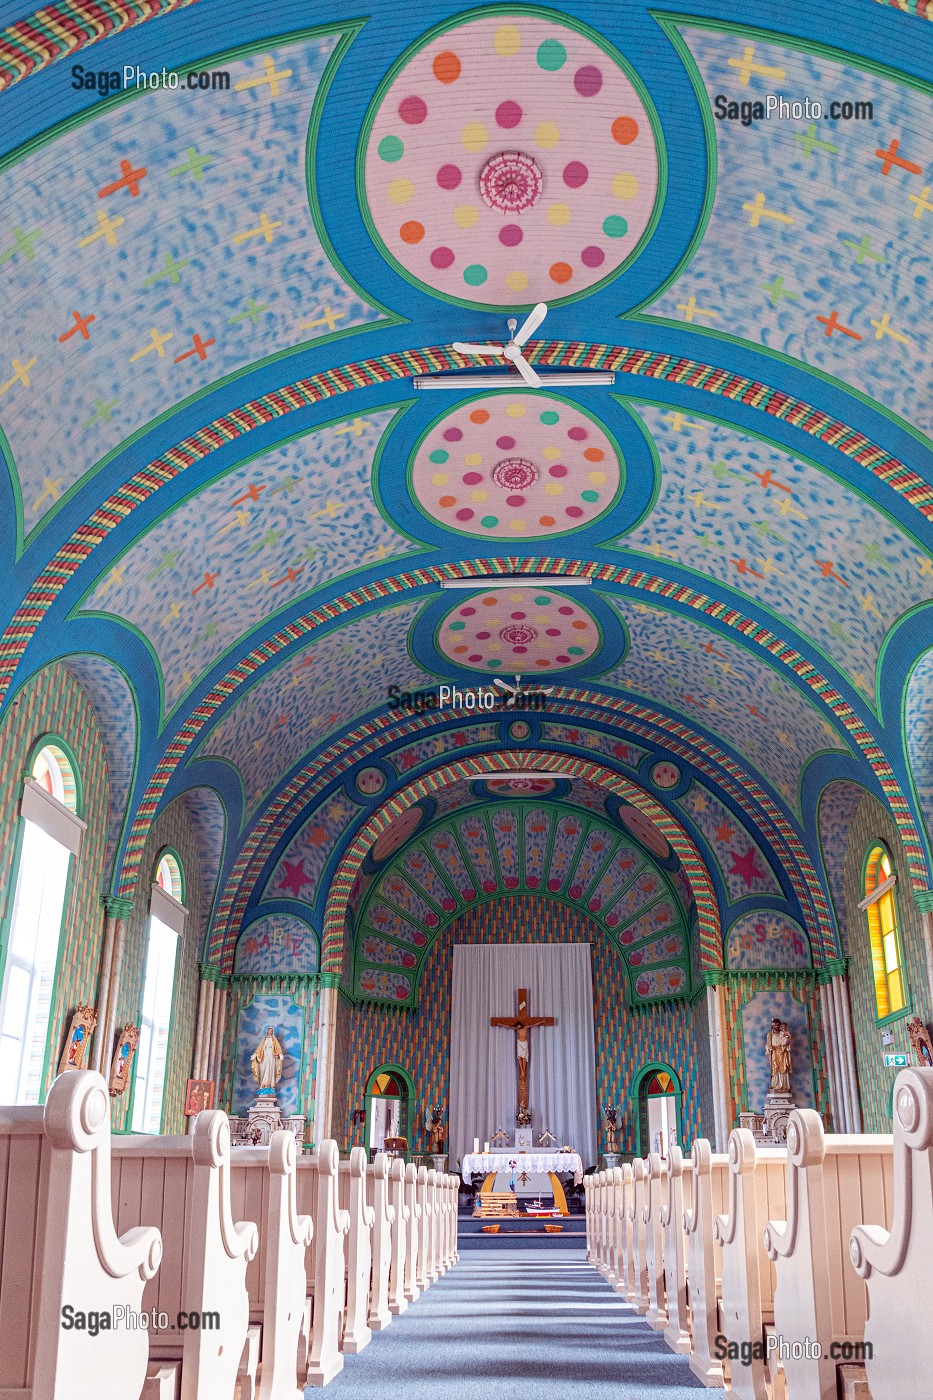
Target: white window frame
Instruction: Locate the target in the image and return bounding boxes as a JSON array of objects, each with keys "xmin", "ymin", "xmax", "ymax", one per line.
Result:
[{"xmin": 132, "ymin": 881, "xmax": 186, "ymax": 1133}]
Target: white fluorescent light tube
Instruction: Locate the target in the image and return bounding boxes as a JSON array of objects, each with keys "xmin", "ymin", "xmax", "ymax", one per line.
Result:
[
  {"xmin": 413, "ymin": 372, "xmax": 615, "ymax": 389},
  {"xmin": 439, "ymin": 575, "xmax": 593, "ymax": 589}
]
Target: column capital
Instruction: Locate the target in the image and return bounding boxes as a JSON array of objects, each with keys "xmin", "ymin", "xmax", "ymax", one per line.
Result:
[
  {"xmin": 818, "ymin": 956, "xmax": 850, "ymax": 982},
  {"xmin": 199, "ymin": 962, "xmax": 229, "ymax": 987},
  {"xmin": 914, "ymin": 890, "xmax": 933, "ymax": 914},
  {"xmin": 101, "ymin": 894, "xmax": 133, "ymax": 919},
  {"xmin": 318, "ymin": 971, "xmax": 341, "ymax": 990}
]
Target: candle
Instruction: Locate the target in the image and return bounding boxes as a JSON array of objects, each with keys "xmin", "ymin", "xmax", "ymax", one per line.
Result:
[
  {"xmin": 473, "ymin": 1137, "xmax": 480, "ymax": 1154},
  {"xmin": 484, "ymin": 1141, "xmax": 490, "ymax": 1153}
]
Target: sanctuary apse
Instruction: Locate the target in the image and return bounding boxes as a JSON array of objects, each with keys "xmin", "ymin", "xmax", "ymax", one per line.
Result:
[{"xmin": 0, "ymin": 0, "xmax": 931, "ymax": 1396}]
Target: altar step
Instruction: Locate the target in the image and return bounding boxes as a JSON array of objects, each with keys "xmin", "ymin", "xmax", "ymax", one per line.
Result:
[{"xmin": 458, "ymin": 1214, "xmax": 586, "ymax": 1248}]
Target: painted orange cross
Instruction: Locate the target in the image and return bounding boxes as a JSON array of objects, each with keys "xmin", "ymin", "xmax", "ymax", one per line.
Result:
[
  {"xmin": 191, "ymin": 570, "xmax": 219, "ymax": 595},
  {"xmin": 752, "ymin": 468, "xmax": 791, "ymax": 494},
  {"xmin": 98, "ymin": 159, "xmax": 148, "ymax": 199},
  {"xmin": 874, "ymin": 138, "xmax": 922, "ymax": 177},
  {"xmin": 816, "ymin": 559, "xmax": 849, "ymax": 586},
  {"xmin": 271, "ymin": 565, "xmax": 304, "ymax": 588},
  {"xmin": 232, "ymin": 483, "xmax": 266, "ymax": 505},
  {"xmin": 731, "ymin": 557, "xmax": 765, "ymax": 579},
  {"xmin": 816, "ymin": 311, "xmax": 862, "ymax": 340},
  {"xmin": 58, "ymin": 310, "xmax": 95, "ymax": 343},
  {"xmin": 174, "ymin": 333, "xmax": 216, "ymax": 364}
]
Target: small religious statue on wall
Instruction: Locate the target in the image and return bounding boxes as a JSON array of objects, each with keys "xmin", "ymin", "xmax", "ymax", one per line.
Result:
[
  {"xmin": 426, "ymin": 1103, "xmax": 446, "ymax": 1155},
  {"xmin": 109, "ymin": 1022, "xmax": 139, "ymax": 1097},
  {"xmin": 907, "ymin": 1016, "xmax": 933, "ymax": 1067},
  {"xmin": 251, "ymin": 1025, "xmax": 284, "ymax": 1095},
  {"xmin": 766, "ymin": 1018, "xmax": 793, "ymax": 1095},
  {"xmin": 58, "ymin": 1004, "xmax": 97, "ymax": 1074},
  {"xmin": 603, "ymin": 1103, "xmax": 619, "ymax": 1154}
]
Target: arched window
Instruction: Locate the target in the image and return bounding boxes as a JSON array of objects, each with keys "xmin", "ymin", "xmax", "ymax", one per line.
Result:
[
  {"xmin": 861, "ymin": 844, "xmax": 906, "ymax": 1020},
  {"xmin": 0, "ymin": 742, "xmax": 85, "ymax": 1104},
  {"xmin": 132, "ymin": 850, "xmax": 185, "ymax": 1132}
]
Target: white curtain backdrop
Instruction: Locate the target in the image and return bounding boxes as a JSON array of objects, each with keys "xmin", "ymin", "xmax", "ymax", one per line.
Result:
[{"xmin": 448, "ymin": 943, "xmax": 596, "ymax": 1170}]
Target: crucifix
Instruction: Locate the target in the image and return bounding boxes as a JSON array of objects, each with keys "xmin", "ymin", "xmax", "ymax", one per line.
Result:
[{"xmin": 490, "ymin": 988, "xmax": 555, "ymax": 1117}]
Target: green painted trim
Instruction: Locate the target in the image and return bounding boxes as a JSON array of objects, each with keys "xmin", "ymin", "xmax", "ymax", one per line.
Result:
[
  {"xmin": 898, "ymin": 645, "xmax": 933, "ymax": 871},
  {"xmin": 628, "ymin": 1059, "xmax": 683, "ymax": 1157},
  {"xmin": 405, "ymin": 388, "xmax": 627, "ymax": 545},
  {"xmin": 25, "ymin": 731, "xmax": 85, "ymax": 817},
  {"xmin": 915, "ymin": 890, "xmax": 933, "ymax": 913},
  {"xmin": 7, "ymin": 24, "xmax": 397, "ymax": 556},
  {"xmin": 631, "ymin": 15, "xmax": 933, "ymax": 456},
  {"xmin": 70, "ymin": 401, "xmax": 424, "ymax": 732},
  {"xmin": 319, "ymin": 971, "xmax": 340, "ymax": 989},
  {"xmin": 153, "ymin": 846, "xmax": 187, "ymax": 906},
  {"xmin": 354, "ymin": 3, "xmax": 668, "ymax": 314}
]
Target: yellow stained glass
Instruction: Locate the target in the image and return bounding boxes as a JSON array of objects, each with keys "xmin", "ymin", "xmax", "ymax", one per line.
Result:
[{"xmin": 864, "ymin": 845, "xmax": 906, "ymax": 1019}]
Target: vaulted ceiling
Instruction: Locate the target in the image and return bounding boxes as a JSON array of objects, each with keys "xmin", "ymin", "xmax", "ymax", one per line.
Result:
[{"xmin": 1, "ymin": 0, "xmax": 931, "ymax": 985}]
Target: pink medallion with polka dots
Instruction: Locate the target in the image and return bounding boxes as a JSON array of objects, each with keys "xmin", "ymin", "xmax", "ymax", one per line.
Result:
[
  {"xmin": 438, "ymin": 587, "xmax": 600, "ymax": 673},
  {"xmin": 411, "ymin": 392, "xmax": 621, "ymax": 539},
  {"xmin": 364, "ymin": 14, "xmax": 659, "ymax": 305}
]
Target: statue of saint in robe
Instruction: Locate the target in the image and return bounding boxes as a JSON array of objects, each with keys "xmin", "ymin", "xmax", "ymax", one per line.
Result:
[
  {"xmin": 251, "ymin": 1026, "xmax": 284, "ymax": 1094},
  {"xmin": 766, "ymin": 1018, "xmax": 792, "ymax": 1095}
]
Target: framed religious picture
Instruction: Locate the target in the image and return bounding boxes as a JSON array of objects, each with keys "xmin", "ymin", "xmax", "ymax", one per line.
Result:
[
  {"xmin": 58, "ymin": 1004, "xmax": 97, "ymax": 1074},
  {"xmin": 109, "ymin": 1023, "xmax": 139, "ymax": 1097},
  {"xmin": 907, "ymin": 1017, "xmax": 933, "ymax": 1068},
  {"xmin": 185, "ymin": 1078, "xmax": 216, "ymax": 1115}
]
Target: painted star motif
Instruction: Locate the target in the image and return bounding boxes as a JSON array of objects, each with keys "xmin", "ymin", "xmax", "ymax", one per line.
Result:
[
  {"xmin": 728, "ymin": 847, "xmax": 766, "ymax": 888},
  {"xmin": 278, "ymin": 860, "xmax": 312, "ymax": 897},
  {"xmin": 715, "ymin": 819, "xmax": 735, "ymax": 843},
  {"xmin": 306, "ymin": 824, "xmax": 329, "ymax": 848}
]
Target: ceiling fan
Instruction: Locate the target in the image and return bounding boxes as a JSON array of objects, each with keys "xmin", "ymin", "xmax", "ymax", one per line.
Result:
[{"xmin": 453, "ymin": 302, "xmax": 549, "ymax": 388}]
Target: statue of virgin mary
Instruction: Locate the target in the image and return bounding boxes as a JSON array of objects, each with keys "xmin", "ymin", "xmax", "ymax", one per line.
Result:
[{"xmin": 251, "ymin": 1026, "xmax": 284, "ymax": 1094}]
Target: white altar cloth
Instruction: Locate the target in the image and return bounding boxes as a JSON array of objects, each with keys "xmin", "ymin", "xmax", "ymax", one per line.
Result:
[{"xmin": 461, "ymin": 1150, "xmax": 584, "ymax": 1185}]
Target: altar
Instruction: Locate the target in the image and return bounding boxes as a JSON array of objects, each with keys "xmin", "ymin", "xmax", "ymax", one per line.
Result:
[{"xmin": 460, "ymin": 1150, "xmax": 584, "ymax": 1187}]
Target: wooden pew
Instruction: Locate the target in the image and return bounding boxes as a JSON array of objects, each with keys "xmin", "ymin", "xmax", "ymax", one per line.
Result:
[
  {"xmin": 365, "ymin": 1154, "xmax": 394, "ymax": 1332},
  {"xmin": 849, "ymin": 1067, "xmax": 933, "ymax": 1400},
  {"xmin": 0, "ymin": 1069, "xmax": 161, "ymax": 1400},
  {"xmin": 297, "ymin": 1141, "xmax": 350, "ymax": 1388},
  {"xmin": 387, "ymin": 1159, "xmax": 409, "ymax": 1315},
  {"xmin": 337, "ymin": 1146, "xmax": 375, "ymax": 1355},
  {"xmin": 403, "ymin": 1163, "xmax": 422, "ymax": 1304},
  {"xmin": 229, "ymin": 1130, "xmax": 314, "ymax": 1400},
  {"xmin": 629, "ymin": 1158, "xmax": 650, "ymax": 1315},
  {"xmin": 713, "ymin": 1130, "xmax": 786, "ymax": 1400},
  {"xmin": 615, "ymin": 1164, "xmax": 634, "ymax": 1300},
  {"xmin": 584, "ymin": 1173, "xmax": 595, "ymax": 1262},
  {"xmin": 427, "ymin": 1170, "xmax": 442, "ymax": 1281},
  {"xmin": 644, "ymin": 1153, "xmax": 668, "ymax": 1330},
  {"xmin": 111, "ymin": 1109, "xmax": 259, "ymax": 1400},
  {"xmin": 608, "ymin": 1166, "xmax": 624, "ymax": 1288},
  {"xmin": 685, "ymin": 1138, "xmax": 728, "ymax": 1386},
  {"xmin": 415, "ymin": 1166, "xmax": 434, "ymax": 1293},
  {"xmin": 447, "ymin": 1172, "xmax": 460, "ymax": 1268},
  {"xmin": 763, "ymin": 1108, "xmax": 893, "ymax": 1400},
  {"xmin": 660, "ymin": 1144, "xmax": 692, "ymax": 1354},
  {"xmin": 598, "ymin": 1170, "xmax": 611, "ymax": 1274}
]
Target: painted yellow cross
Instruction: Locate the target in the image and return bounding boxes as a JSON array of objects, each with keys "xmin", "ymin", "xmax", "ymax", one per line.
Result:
[
  {"xmin": 917, "ymin": 556, "xmax": 933, "ymax": 577},
  {"xmin": 301, "ymin": 306, "xmax": 346, "ymax": 332},
  {"xmin": 310, "ymin": 498, "xmax": 343, "ymax": 519},
  {"xmin": 98, "ymin": 564, "xmax": 127, "ymax": 595},
  {"xmin": 234, "ymin": 54, "xmax": 293, "ymax": 97},
  {"xmin": 0, "ymin": 356, "xmax": 37, "ymax": 395},
  {"xmin": 727, "ymin": 44, "xmax": 785, "ymax": 86},
  {"xmin": 30, "ymin": 476, "xmax": 63, "ymax": 511},
  {"xmin": 247, "ymin": 568, "xmax": 275, "ymax": 590},
  {"xmin": 860, "ymin": 592, "xmax": 883, "ymax": 619},
  {"xmin": 663, "ymin": 412, "xmax": 707, "ymax": 433},
  {"xmin": 219, "ymin": 509, "xmax": 251, "ymax": 534},
  {"xmin": 908, "ymin": 185, "xmax": 933, "ymax": 220},
  {"xmin": 161, "ymin": 602, "xmax": 183, "ymax": 625},
  {"xmin": 232, "ymin": 212, "xmax": 282, "ymax": 246},
  {"xmin": 688, "ymin": 490, "xmax": 723, "ymax": 511},
  {"xmin": 870, "ymin": 314, "xmax": 910, "ymax": 345},
  {"xmin": 130, "ymin": 328, "xmax": 174, "ymax": 362},
  {"xmin": 78, "ymin": 209, "xmax": 125, "ymax": 249},
  {"xmin": 335, "ymin": 417, "xmax": 368, "ymax": 435},
  {"xmin": 676, "ymin": 296, "xmax": 718, "ymax": 323},
  {"xmin": 743, "ymin": 192, "xmax": 794, "ymax": 229}
]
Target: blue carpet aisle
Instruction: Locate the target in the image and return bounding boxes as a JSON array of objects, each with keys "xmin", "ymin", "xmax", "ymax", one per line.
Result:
[{"xmin": 310, "ymin": 1249, "xmax": 726, "ymax": 1397}]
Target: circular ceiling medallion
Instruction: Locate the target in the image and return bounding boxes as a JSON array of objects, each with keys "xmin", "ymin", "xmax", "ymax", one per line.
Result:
[
  {"xmin": 438, "ymin": 587, "xmax": 600, "ymax": 673},
  {"xmin": 650, "ymin": 761, "xmax": 680, "ymax": 790},
  {"xmin": 509, "ymin": 720, "xmax": 531, "ymax": 740},
  {"xmin": 371, "ymin": 804, "xmax": 426, "ymax": 862},
  {"xmin": 618, "ymin": 804, "xmax": 670, "ymax": 858},
  {"xmin": 487, "ymin": 776, "xmax": 556, "ymax": 794},
  {"xmin": 362, "ymin": 13, "xmax": 659, "ymax": 306},
  {"xmin": 356, "ymin": 766, "xmax": 387, "ymax": 796},
  {"xmin": 480, "ymin": 150, "xmax": 543, "ymax": 212},
  {"xmin": 410, "ymin": 392, "xmax": 622, "ymax": 540}
]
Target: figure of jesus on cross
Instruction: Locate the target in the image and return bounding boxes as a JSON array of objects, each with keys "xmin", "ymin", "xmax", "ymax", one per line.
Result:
[{"xmin": 490, "ymin": 988, "xmax": 555, "ymax": 1118}]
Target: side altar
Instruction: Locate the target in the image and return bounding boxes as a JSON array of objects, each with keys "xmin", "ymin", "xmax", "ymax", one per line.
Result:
[{"xmin": 229, "ymin": 1024, "xmax": 305, "ymax": 1148}]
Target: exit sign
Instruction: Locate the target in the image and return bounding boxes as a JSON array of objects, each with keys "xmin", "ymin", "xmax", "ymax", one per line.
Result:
[{"xmin": 883, "ymin": 1052, "xmax": 909, "ymax": 1068}]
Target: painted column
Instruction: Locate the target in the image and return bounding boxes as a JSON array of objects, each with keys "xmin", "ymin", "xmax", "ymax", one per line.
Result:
[
  {"xmin": 818, "ymin": 974, "xmax": 848, "ymax": 1132},
  {"xmin": 314, "ymin": 972, "xmax": 341, "ymax": 1143},
  {"xmin": 97, "ymin": 895, "xmax": 133, "ymax": 1078},
  {"xmin": 192, "ymin": 973, "xmax": 212, "ymax": 1080},
  {"xmin": 832, "ymin": 963, "xmax": 863, "ymax": 1133},
  {"xmin": 704, "ymin": 974, "xmax": 730, "ymax": 1152},
  {"xmin": 92, "ymin": 896, "xmax": 118, "ymax": 1073},
  {"xmin": 913, "ymin": 892, "xmax": 933, "ymax": 1015}
]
